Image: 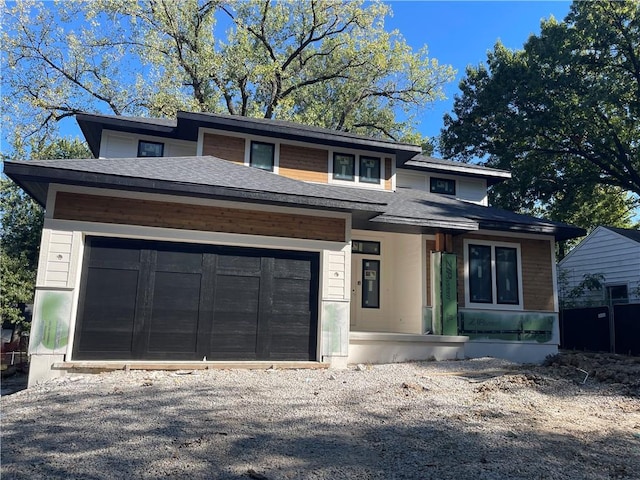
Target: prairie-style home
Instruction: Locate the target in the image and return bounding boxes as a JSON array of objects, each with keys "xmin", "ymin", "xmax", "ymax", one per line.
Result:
[{"xmin": 4, "ymin": 112, "xmax": 585, "ymax": 385}]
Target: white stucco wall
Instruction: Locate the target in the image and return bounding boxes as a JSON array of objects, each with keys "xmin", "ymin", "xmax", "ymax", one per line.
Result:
[
  {"xmin": 99, "ymin": 130, "xmax": 197, "ymax": 158},
  {"xmin": 396, "ymin": 169, "xmax": 487, "ymax": 205}
]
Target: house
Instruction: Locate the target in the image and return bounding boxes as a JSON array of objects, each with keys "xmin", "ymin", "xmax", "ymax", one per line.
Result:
[
  {"xmin": 4, "ymin": 112, "xmax": 585, "ymax": 386},
  {"xmin": 559, "ymin": 226, "xmax": 640, "ymax": 306}
]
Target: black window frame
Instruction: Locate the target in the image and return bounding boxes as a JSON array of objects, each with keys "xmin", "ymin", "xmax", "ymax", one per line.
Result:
[
  {"xmin": 333, "ymin": 153, "xmax": 356, "ymax": 181},
  {"xmin": 430, "ymin": 177, "xmax": 456, "ymax": 195},
  {"xmin": 361, "ymin": 259, "xmax": 380, "ymax": 309},
  {"xmin": 468, "ymin": 244, "xmax": 493, "ymax": 304},
  {"xmin": 137, "ymin": 140, "xmax": 164, "ymax": 158},
  {"xmin": 352, "ymin": 240, "xmax": 381, "ymax": 255},
  {"xmin": 468, "ymin": 243, "xmax": 521, "ymax": 306},
  {"xmin": 249, "ymin": 141, "xmax": 275, "ymax": 172}
]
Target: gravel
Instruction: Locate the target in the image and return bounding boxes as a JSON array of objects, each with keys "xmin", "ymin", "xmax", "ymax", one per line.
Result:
[{"xmin": 2, "ymin": 355, "xmax": 639, "ymax": 479}]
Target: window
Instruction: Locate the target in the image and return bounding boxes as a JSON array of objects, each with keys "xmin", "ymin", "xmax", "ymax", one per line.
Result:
[
  {"xmin": 250, "ymin": 141, "xmax": 275, "ymax": 171},
  {"xmin": 606, "ymin": 285, "xmax": 628, "ymax": 305},
  {"xmin": 138, "ymin": 140, "xmax": 164, "ymax": 157},
  {"xmin": 352, "ymin": 240, "xmax": 380, "ymax": 255},
  {"xmin": 333, "ymin": 153, "xmax": 355, "ymax": 181},
  {"xmin": 467, "ymin": 242, "xmax": 521, "ymax": 307},
  {"xmin": 430, "ymin": 177, "xmax": 456, "ymax": 195},
  {"xmin": 360, "ymin": 156, "xmax": 381, "ymax": 184},
  {"xmin": 362, "ymin": 259, "xmax": 380, "ymax": 308}
]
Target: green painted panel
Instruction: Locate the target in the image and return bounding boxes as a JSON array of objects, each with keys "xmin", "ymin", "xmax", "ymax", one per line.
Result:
[
  {"xmin": 441, "ymin": 253, "xmax": 458, "ymax": 336},
  {"xmin": 459, "ymin": 310, "xmax": 556, "ymax": 343},
  {"xmin": 30, "ymin": 290, "xmax": 72, "ymax": 354}
]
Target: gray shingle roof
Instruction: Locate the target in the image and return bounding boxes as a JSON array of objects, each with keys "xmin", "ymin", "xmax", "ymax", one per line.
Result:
[
  {"xmin": 607, "ymin": 227, "xmax": 640, "ymax": 244},
  {"xmin": 4, "ymin": 155, "xmax": 584, "ymax": 240}
]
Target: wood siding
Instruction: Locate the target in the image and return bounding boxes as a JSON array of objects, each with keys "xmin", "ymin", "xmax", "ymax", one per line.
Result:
[
  {"xmin": 54, "ymin": 192, "xmax": 346, "ymax": 242},
  {"xmin": 384, "ymin": 158, "xmax": 393, "ymax": 191},
  {"xmin": 279, "ymin": 144, "xmax": 328, "ymax": 183},
  {"xmin": 453, "ymin": 234, "xmax": 554, "ymax": 311},
  {"xmin": 202, "ymin": 133, "xmax": 245, "ymax": 164}
]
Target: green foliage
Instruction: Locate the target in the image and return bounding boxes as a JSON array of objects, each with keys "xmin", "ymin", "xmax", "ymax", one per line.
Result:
[
  {"xmin": 440, "ymin": 1, "xmax": 640, "ymax": 230},
  {"xmin": 558, "ymin": 270, "xmax": 606, "ymax": 309},
  {"xmin": 2, "ymin": 0, "xmax": 454, "ymax": 147},
  {"xmin": 0, "ymin": 138, "xmax": 91, "ymax": 326}
]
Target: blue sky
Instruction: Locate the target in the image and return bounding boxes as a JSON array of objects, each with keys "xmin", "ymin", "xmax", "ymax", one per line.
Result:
[{"xmin": 384, "ymin": 0, "xmax": 572, "ymax": 142}]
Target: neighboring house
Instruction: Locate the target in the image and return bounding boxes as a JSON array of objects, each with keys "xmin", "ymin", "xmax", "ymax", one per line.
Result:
[
  {"xmin": 559, "ymin": 226, "xmax": 640, "ymax": 306},
  {"xmin": 4, "ymin": 112, "xmax": 585, "ymax": 385}
]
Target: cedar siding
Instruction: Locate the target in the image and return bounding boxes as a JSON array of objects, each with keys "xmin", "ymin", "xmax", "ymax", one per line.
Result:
[
  {"xmin": 279, "ymin": 144, "xmax": 328, "ymax": 183},
  {"xmin": 384, "ymin": 158, "xmax": 393, "ymax": 191},
  {"xmin": 54, "ymin": 192, "xmax": 346, "ymax": 242},
  {"xmin": 202, "ymin": 133, "xmax": 245, "ymax": 164}
]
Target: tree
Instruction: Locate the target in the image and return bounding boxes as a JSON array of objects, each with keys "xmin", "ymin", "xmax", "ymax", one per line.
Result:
[
  {"xmin": 2, "ymin": 0, "xmax": 455, "ymax": 149},
  {"xmin": 1, "ymin": 139, "xmax": 91, "ymax": 326},
  {"xmin": 440, "ymin": 1, "xmax": 640, "ymax": 227}
]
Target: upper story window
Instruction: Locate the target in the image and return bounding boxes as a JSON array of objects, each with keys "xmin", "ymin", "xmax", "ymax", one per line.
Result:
[
  {"xmin": 138, "ymin": 140, "xmax": 164, "ymax": 157},
  {"xmin": 430, "ymin": 177, "xmax": 456, "ymax": 195},
  {"xmin": 332, "ymin": 152, "xmax": 382, "ymax": 186},
  {"xmin": 333, "ymin": 153, "xmax": 355, "ymax": 181},
  {"xmin": 465, "ymin": 240, "xmax": 523, "ymax": 309},
  {"xmin": 250, "ymin": 141, "xmax": 275, "ymax": 171},
  {"xmin": 360, "ymin": 156, "xmax": 381, "ymax": 184}
]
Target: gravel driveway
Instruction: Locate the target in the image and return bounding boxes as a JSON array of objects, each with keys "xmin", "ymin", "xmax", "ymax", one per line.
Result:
[{"xmin": 2, "ymin": 356, "xmax": 639, "ymax": 479}]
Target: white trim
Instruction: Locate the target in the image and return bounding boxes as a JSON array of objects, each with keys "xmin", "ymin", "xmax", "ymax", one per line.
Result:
[
  {"xmin": 327, "ymin": 148, "xmax": 388, "ymax": 190},
  {"xmin": 244, "ymin": 138, "xmax": 280, "ymax": 174},
  {"xmin": 463, "ymin": 238, "xmax": 524, "ymax": 311},
  {"xmin": 472, "ymin": 229, "xmax": 556, "ymax": 242}
]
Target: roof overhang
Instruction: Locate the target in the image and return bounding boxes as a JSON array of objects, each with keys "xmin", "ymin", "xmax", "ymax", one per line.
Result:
[{"xmin": 401, "ymin": 159, "xmax": 512, "ymax": 186}]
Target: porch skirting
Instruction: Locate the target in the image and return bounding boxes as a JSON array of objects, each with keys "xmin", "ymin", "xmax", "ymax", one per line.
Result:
[{"xmin": 348, "ymin": 331, "xmax": 468, "ymax": 364}]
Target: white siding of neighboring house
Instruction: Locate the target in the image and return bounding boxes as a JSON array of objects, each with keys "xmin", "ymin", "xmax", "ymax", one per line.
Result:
[
  {"xmin": 396, "ymin": 169, "xmax": 488, "ymax": 205},
  {"xmin": 99, "ymin": 130, "xmax": 197, "ymax": 158},
  {"xmin": 558, "ymin": 227, "xmax": 640, "ymax": 305}
]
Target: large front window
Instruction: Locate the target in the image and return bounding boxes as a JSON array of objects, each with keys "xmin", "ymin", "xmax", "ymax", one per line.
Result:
[{"xmin": 467, "ymin": 242, "xmax": 521, "ymax": 307}]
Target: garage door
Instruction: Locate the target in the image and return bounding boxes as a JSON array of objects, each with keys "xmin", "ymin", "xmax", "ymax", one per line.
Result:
[{"xmin": 73, "ymin": 237, "xmax": 319, "ymax": 361}]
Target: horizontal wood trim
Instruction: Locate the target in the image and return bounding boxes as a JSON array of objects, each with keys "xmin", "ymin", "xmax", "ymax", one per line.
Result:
[
  {"xmin": 279, "ymin": 144, "xmax": 328, "ymax": 183},
  {"xmin": 54, "ymin": 192, "xmax": 346, "ymax": 242},
  {"xmin": 202, "ymin": 133, "xmax": 245, "ymax": 164}
]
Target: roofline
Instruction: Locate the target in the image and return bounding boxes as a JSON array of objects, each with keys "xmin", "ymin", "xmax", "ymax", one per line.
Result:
[
  {"xmin": 3, "ymin": 161, "xmax": 387, "ymax": 214},
  {"xmin": 401, "ymin": 161, "xmax": 512, "ymax": 186}
]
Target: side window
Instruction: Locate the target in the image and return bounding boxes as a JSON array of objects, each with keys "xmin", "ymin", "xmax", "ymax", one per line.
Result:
[
  {"xmin": 138, "ymin": 140, "xmax": 164, "ymax": 157},
  {"xmin": 430, "ymin": 177, "xmax": 456, "ymax": 195},
  {"xmin": 362, "ymin": 259, "xmax": 380, "ymax": 308},
  {"xmin": 250, "ymin": 141, "xmax": 275, "ymax": 171},
  {"xmin": 333, "ymin": 153, "xmax": 355, "ymax": 181}
]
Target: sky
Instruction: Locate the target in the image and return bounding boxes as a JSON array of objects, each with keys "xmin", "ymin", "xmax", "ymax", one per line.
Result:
[{"xmin": 384, "ymin": 0, "xmax": 572, "ymax": 142}]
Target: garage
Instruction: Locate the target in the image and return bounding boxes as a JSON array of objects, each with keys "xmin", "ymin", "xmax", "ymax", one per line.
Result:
[{"xmin": 72, "ymin": 237, "xmax": 319, "ymax": 361}]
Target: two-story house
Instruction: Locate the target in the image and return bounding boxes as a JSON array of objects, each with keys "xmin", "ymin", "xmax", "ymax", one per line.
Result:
[{"xmin": 4, "ymin": 111, "xmax": 585, "ymax": 385}]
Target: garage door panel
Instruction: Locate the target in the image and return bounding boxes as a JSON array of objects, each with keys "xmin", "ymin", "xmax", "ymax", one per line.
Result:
[
  {"xmin": 155, "ymin": 249, "xmax": 204, "ymax": 273},
  {"xmin": 147, "ymin": 272, "xmax": 201, "ymax": 354},
  {"xmin": 273, "ymin": 258, "xmax": 312, "ymax": 280},
  {"xmin": 214, "ymin": 276, "xmax": 260, "ymax": 312},
  {"xmin": 74, "ymin": 268, "xmax": 138, "ymax": 358},
  {"xmin": 215, "ymin": 255, "xmax": 262, "ymax": 276}
]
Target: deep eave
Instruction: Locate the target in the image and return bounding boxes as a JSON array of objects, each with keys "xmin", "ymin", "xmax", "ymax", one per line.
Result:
[{"xmin": 401, "ymin": 155, "xmax": 512, "ymax": 186}]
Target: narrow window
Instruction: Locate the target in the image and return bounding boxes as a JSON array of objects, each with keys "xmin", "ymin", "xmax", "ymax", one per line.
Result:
[
  {"xmin": 333, "ymin": 153, "xmax": 355, "ymax": 181},
  {"xmin": 495, "ymin": 247, "xmax": 519, "ymax": 304},
  {"xmin": 362, "ymin": 259, "xmax": 380, "ymax": 308},
  {"xmin": 250, "ymin": 141, "xmax": 275, "ymax": 171},
  {"xmin": 468, "ymin": 244, "xmax": 492, "ymax": 303},
  {"xmin": 360, "ymin": 156, "xmax": 381, "ymax": 184},
  {"xmin": 352, "ymin": 240, "xmax": 380, "ymax": 255},
  {"xmin": 138, "ymin": 140, "xmax": 164, "ymax": 157},
  {"xmin": 430, "ymin": 177, "xmax": 456, "ymax": 195}
]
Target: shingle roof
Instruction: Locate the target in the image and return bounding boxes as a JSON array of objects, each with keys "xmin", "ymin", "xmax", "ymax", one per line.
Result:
[
  {"xmin": 4, "ymin": 155, "xmax": 585, "ymax": 240},
  {"xmin": 402, "ymin": 155, "xmax": 511, "ymax": 185},
  {"xmin": 607, "ymin": 227, "xmax": 640, "ymax": 244}
]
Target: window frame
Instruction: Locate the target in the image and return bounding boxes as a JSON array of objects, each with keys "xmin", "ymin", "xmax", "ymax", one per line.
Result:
[
  {"xmin": 359, "ymin": 156, "xmax": 381, "ymax": 184},
  {"xmin": 333, "ymin": 153, "xmax": 356, "ymax": 181},
  {"xmin": 137, "ymin": 140, "xmax": 165, "ymax": 157},
  {"xmin": 249, "ymin": 140, "xmax": 276, "ymax": 172},
  {"xmin": 463, "ymin": 239, "xmax": 524, "ymax": 310},
  {"xmin": 430, "ymin": 177, "xmax": 456, "ymax": 195}
]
